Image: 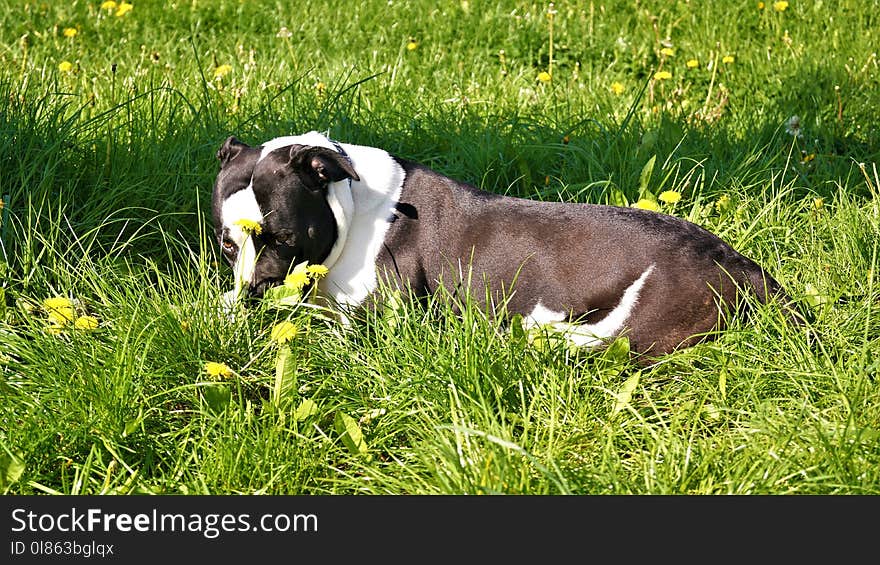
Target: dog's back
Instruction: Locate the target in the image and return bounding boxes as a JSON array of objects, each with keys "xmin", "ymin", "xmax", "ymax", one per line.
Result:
[{"xmin": 379, "ymin": 158, "xmax": 798, "ymax": 355}]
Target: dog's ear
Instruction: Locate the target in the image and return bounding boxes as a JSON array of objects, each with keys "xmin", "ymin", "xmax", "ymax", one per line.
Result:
[
  {"xmin": 290, "ymin": 146, "xmax": 360, "ymax": 186},
  {"xmin": 217, "ymin": 136, "xmax": 249, "ymax": 168}
]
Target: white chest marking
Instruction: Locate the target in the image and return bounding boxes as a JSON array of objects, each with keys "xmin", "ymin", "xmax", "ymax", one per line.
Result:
[
  {"xmin": 525, "ymin": 264, "xmax": 656, "ymax": 348},
  {"xmin": 309, "ymin": 140, "xmax": 405, "ymax": 310}
]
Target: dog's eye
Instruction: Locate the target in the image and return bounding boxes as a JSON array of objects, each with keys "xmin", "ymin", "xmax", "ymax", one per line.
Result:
[
  {"xmin": 272, "ymin": 232, "xmax": 292, "ymax": 247},
  {"xmin": 221, "ymin": 241, "xmax": 236, "ymax": 255}
]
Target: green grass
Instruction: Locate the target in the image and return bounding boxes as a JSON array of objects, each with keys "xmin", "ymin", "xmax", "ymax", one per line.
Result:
[{"xmin": 1, "ymin": 0, "xmax": 879, "ymax": 494}]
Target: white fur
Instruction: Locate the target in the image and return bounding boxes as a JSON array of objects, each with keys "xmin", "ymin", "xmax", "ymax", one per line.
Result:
[
  {"xmin": 525, "ymin": 264, "xmax": 655, "ymax": 347},
  {"xmin": 524, "ymin": 303, "xmax": 567, "ymax": 326},
  {"xmin": 220, "ymin": 185, "xmax": 264, "ymax": 299},
  {"xmin": 282, "ymin": 134, "xmax": 406, "ymax": 310}
]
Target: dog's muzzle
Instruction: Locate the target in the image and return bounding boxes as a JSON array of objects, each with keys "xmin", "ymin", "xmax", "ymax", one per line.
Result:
[{"xmin": 248, "ymin": 277, "xmax": 282, "ymax": 299}]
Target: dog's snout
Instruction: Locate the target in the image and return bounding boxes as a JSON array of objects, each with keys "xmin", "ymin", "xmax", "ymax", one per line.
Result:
[{"xmin": 249, "ymin": 278, "xmax": 282, "ymax": 299}]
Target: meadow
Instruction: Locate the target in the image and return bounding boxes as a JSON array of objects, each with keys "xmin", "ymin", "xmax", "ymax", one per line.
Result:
[{"xmin": 0, "ymin": 0, "xmax": 878, "ymax": 494}]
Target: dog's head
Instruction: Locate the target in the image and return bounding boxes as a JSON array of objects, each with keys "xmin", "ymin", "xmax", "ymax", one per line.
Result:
[{"xmin": 212, "ymin": 135, "xmax": 360, "ymax": 298}]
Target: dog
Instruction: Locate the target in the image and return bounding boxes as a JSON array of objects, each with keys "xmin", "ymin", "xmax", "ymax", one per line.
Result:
[{"xmin": 212, "ymin": 131, "xmax": 797, "ymax": 357}]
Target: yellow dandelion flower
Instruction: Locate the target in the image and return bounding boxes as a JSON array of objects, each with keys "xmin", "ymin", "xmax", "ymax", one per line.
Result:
[
  {"xmin": 773, "ymin": 1, "xmax": 788, "ymax": 11},
  {"xmin": 115, "ymin": 2, "xmax": 133, "ymax": 17},
  {"xmin": 270, "ymin": 321, "xmax": 298, "ymax": 344},
  {"xmin": 306, "ymin": 264, "xmax": 329, "ymax": 279},
  {"xmin": 406, "ymin": 39, "xmax": 418, "ymax": 51},
  {"xmin": 315, "ymin": 81, "xmax": 326, "ymax": 95},
  {"xmin": 100, "ymin": 0, "xmax": 118, "ymax": 10},
  {"xmin": 812, "ymin": 197, "xmax": 824, "ymax": 211},
  {"xmin": 58, "ymin": 61, "xmax": 74, "ymax": 73},
  {"xmin": 686, "ymin": 59, "xmax": 699, "ymax": 69},
  {"xmin": 722, "ymin": 55, "xmax": 735, "ymax": 64},
  {"xmin": 757, "ymin": 1, "xmax": 765, "ymax": 9},
  {"xmin": 44, "ymin": 296, "xmax": 75, "ymax": 325},
  {"xmin": 205, "ymin": 361, "xmax": 233, "ymax": 379},
  {"xmin": 74, "ymin": 316, "xmax": 99, "ymax": 330},
  {"xmin": 715, "ymin": 194, "xmax": 733, "ymax": 214},
  {"xmin": 213, "ymin": 64, "xmax": 233, "ymax": 79},
  {"xmin": 658, "ymin": 190, "xmax": 682, "ymax": 204},
  {"xmin": 632, "ymin": 199, "xmax": 660, "ymax": 212},
  {"xmin": 653, "ymin": 70, "xmax": 672, "ymax": 81},
  {"xmin": 43, "ymin": 296, "xmax": 72, "ymax": 310},
  {"xmin": 48, "ymin": 307, "xmax": 75, "ymax": 324},
  {"xmin": 284, "ymin": 270, "xmax": 310, "ymax": 290},
  {"xmin": 233, "ymin": 218, "xmax": 261, "ymax": 235},
  {"xmin": 610, "ymin": 81, "xmax": 625, "ymax": 95},
  {"xmin": 660, "ymin": 47, "xmax": 675, "ymax": 57},
  {"xmin": 63, "ymin": 27, "xmax": 78, "ymax": 38},
  {"xmin": 537, "ymin": 71, "xmax": 552, "ymax": 83}
]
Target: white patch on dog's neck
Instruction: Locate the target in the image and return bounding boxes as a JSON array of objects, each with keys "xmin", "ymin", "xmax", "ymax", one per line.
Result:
[
  {"xmin": 251, "ymin": 132, "xmax": 405, "ymax": 311},
  {"xmin": 525, "ymin": 264, "xmax": 655, "ymax": 348},
  {"xmin": 221, "ymin": 184, "xmax": 264, "ymax": 299},
  {"xmin": 322, "ymin": 183, "xmax": 354, "ymax": 269},
  {"xmin": 319, "ymin": 140, "xmax": 405, "ymax": 309}
]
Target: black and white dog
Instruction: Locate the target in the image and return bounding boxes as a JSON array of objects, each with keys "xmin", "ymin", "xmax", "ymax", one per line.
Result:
[{"xmin": 212, "ymin": 131, "xmax": 795, "ymax": 356}]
